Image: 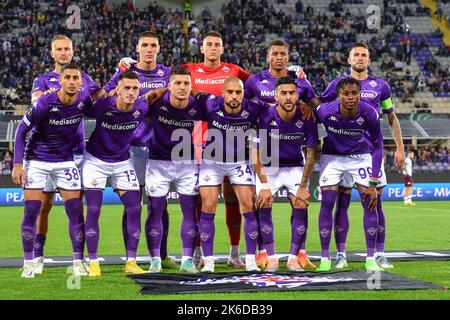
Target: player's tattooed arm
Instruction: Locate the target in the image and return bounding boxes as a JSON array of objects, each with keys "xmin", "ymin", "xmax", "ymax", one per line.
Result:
[
  {"xmin": 296, "ymin": 145, "xmax": 321, "ymax": 206},
  {"xmin": 387, "ymin": 111, "xmax": 405, "ymax": 169},
  {"xmin": 307, "ymin": 96, "xmax": 321, "ymax": 109},
  {"xmin": 252, "ymin": 146, "xmax": 273, "ymax": 208}
]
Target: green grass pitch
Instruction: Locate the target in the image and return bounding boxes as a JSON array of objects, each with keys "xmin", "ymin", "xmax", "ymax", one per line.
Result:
[{"xmin": 0, "ymin": 201, "xmax": 449, "ymax": 300}]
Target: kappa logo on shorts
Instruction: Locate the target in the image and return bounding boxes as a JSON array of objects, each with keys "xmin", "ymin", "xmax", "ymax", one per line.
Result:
[
  {"xmin": 321, "ymin": 176, "xmax": 328, "ymax": 182},
  {"xmin": 241, "ymin": 110, "xmax": 249, "ymax": 119},
  {"xmin": 246, "ymin": 178, "xmax": 253, "ymax": 183},
  {"xmin": 367, "ymin": 227, "xmax": 377, "ymax": 237},
  {"xmin": 320, "ymin": 228, "xmax": 330, "ymax": 238},
  {"xmin": 148, "ymin": 228, "xmax": 159, "ymax": 237},
  {"xmin": 248, "ymin": 231, "xmax": 258, "ymax": 240},
  {"xmin": 132, "ymin": 183, "xmax": 138, "ymax": 188},
  {"xmin": 71, "ymin": 182, "xmax": 78, "ymax": 188},
  {"xmin": 297, "ymin": 225, "xmax": 306, "ymax": 235},
  {"xmin": 86, "ymin": 228, "xmax": 97, "ymax": 237},
  {"xmin": 22, "ymin": 232, "xmax": 34, "ymax": 241},
  {"xmin": 200, "ymin": 232, "xmax": 209, "ymax": 242},
  {"xmin": 356, "ymin": 116, "xmax": 365, "ymax": 126},
  {"xmin": 91, "ymin": 179, "xmax": 98, "ymax": 186}
]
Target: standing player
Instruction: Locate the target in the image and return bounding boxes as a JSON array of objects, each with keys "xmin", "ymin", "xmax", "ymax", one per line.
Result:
[
  {"xmin": 13, "ymin": 63, "xmax": 88, "ymax": 278},
  {"xmin": 144, "ymin": 67, "xmax": 203, "ymax": 273},
  {"xmin": 82, "ymin": 71, "xmax": 149, "ymax": 276},
  {"xmin": 100, "ymin": 31, "xmax": 178, "ymax": 270},
  {"xmin": 319, "ymin": 43, "xmax": 404, "ymax": 269},
  {"xmin": 30, "ymin": 35, "xmax": 100, "ymax": 274},
  {"xmin": 183, "ymin": 31, "xmax": 252, "ymax": 268},
  {"xmin": 195, "ymin": 77, "xmax": 268, "ymax": 272},
  {"xmin": 253, "ymin": 77, "xmax": 320, "ymax": 272},
  {"xmin": 245, "ymin": 40, "xmax": 318, "ymax": 269},
  {"xmin": 402, "ymin": 152, "xmax": 415, "ymax": 206},
  {"xmin": 315, "ymin": 78, "xmax": 384, "ymax": 272}
]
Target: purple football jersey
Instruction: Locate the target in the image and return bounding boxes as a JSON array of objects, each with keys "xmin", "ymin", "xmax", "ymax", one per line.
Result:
[
  {"xmin": 148, "ymin": 91, "xmax": 205, "ymax": 161},
  {"xmin": 18, "ymin": 91, "xmax": 87, "ymax": 163},
  {"xmin": 244, "ymin": 69, "xmax": 315, "ymax": 104},
  {"xmin": 32, "ymin": 71, "xmax": 100, "ymax": 154},
  {"xmin": 198, "ymin": 94, "xmax": 267, "ymax": 162},
  {"xmin": 257, "ymin": 106, "xmax": 319, "ymax": 167},
  {"xmin": 320, "ymin": 75, "xmax": 393, "ymax": 114},
  {"xmin": 84, "ymin": 96, "xmax": 149, "ymax": 163},
  {"xmin": 104, "ymin": 64, "xmax": 171, "ymax": 147},
  {"xmin": 316, "ymin": 100, "xmax": 383, "ymax": 178}
]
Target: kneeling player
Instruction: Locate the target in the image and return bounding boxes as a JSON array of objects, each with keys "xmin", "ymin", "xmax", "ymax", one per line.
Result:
[
  {"xmin": 254, "ymin": 77, "xmax": 320, "ymax": 272},
  {"xmin": 144, "ymin": 68, "xmax": 203, "ymax": 273},
  {"xmin": 12, "ymin": 64, "xmax": 88, "ymax": 278},
  {"xmin": 82, "ymin": 71, "xmax": 149, "ymax": 276},
  {"xmin": 315, "ymin": 78, "xmax": 384, "ymax": 272}
]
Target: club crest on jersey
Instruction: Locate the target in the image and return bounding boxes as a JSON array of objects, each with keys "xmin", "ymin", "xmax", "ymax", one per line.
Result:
[
  {"xmin": 157, "ymin": 69, "xmax": 165, "ymax": 77},
  {"xmin": 241, "ymin": 110, "xmax": 249, "ymax": 119},
  {"xmin": 329, "ymin": 115, "xmax": 338, "ymax": 122},
  {"xmin": 50, "ymin": 107, "xmax": 60, "ymax": 112},
  {"xmin": 369, "ymin": 80, "xmax": 378, "ymax": 87},
  {"xmin": 295, "ymin": 120, "xmax": 304, "ymax": 128},
  {"xmin": 188, "ymin": 108, "xmax": 197, "ymax": 116},
  {"xmin": 223, "ymin": 66, "xmax": 230, "ymax": 72},
  {"xmin": 77, "ymin": 102, "xmax": 84, "ymax": 110},
  {"xmin": 133, "ymin": 110, "xmax": 141, "ymax": 118},
  {"xmin": 356, "ymin": 116, "xmax": 365, "ymax": 125},
  {"xmin": 261, "ymin": 79, "xmax": 270, "ymax": 84}
]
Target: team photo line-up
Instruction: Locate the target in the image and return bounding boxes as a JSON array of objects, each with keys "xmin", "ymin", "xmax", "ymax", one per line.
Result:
[{"xmin": 12, "ymin": 29, "xmax": 406, "ymax": 279}]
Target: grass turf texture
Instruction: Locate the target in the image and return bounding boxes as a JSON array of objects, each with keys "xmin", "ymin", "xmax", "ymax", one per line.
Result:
[{"xmin": 0, "ymin": 201, "xmax": 449, "ymax": 300}]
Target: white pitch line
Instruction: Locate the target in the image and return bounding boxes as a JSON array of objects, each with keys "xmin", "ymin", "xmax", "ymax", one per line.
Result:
[{"xmin": 383, "ymin": 205, "xmax": 450, "ymax": 213}]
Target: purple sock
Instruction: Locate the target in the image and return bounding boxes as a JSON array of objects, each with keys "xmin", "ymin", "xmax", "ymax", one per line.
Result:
[
  {"xmin": 145, "ymin": 196, "xmax": 165, "ymax": 257},
  {"xmin": 33, "ymin": 234, "xmax": 46, "ymax": 258},
  {"xmin": 121, "ymin": 208, "xmax": 128, "ymax": 254},
  {"xmin": 299, "ymin": 209, "xmax": 309, "ymax": 251},
  {"xmin": 160, "ymin": 206, "xmax": 169, "ymax": 259},
  {"xmin": 64, "ymin": 198, "xmax": 85, "ymax": 260},
  {"xmin": 243, "ymin": 211, "xmax": 258, "ymax": 255},
  {"xmin": 22, "ymin": 200, "xmax": 41, "ymax": 261},
  {"xmin": 318, "ymin": 190, "xmax": 338, "ymax": 258},
  {"xmin": 199, "ymin": 212, "xmax": 215, "ymax": 257},
  {"xmin": 179, "ymin": 194, "xmax": 198, "ymax": 257},
  {"xmin": 334, "ymin": 192, "xmax": 351, "ymax": 253},
  {"xmin": 290, "ymin": 208, "xmax": 307, "ymax": 255},
  {"xmin": 360, "ymin": 193, "xmax": 379, "ymax": 258},
  {"xmin": 376, "ymin": 197, "xmax": 385, "ymax": 252},
  {"xmin": 120, "ymin": 191, "xmax": 142, "ymax": 259},
  {"xmin": 255, "ymin": 209, "xmax": 265, "ymax": 251},
  {"xmin": 85, "ymin": 190, "xmax": 103, "ymax": 260},
  {"xmin": 258, "ymin": 208, "xmax": 275, "ymax": 255}
]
